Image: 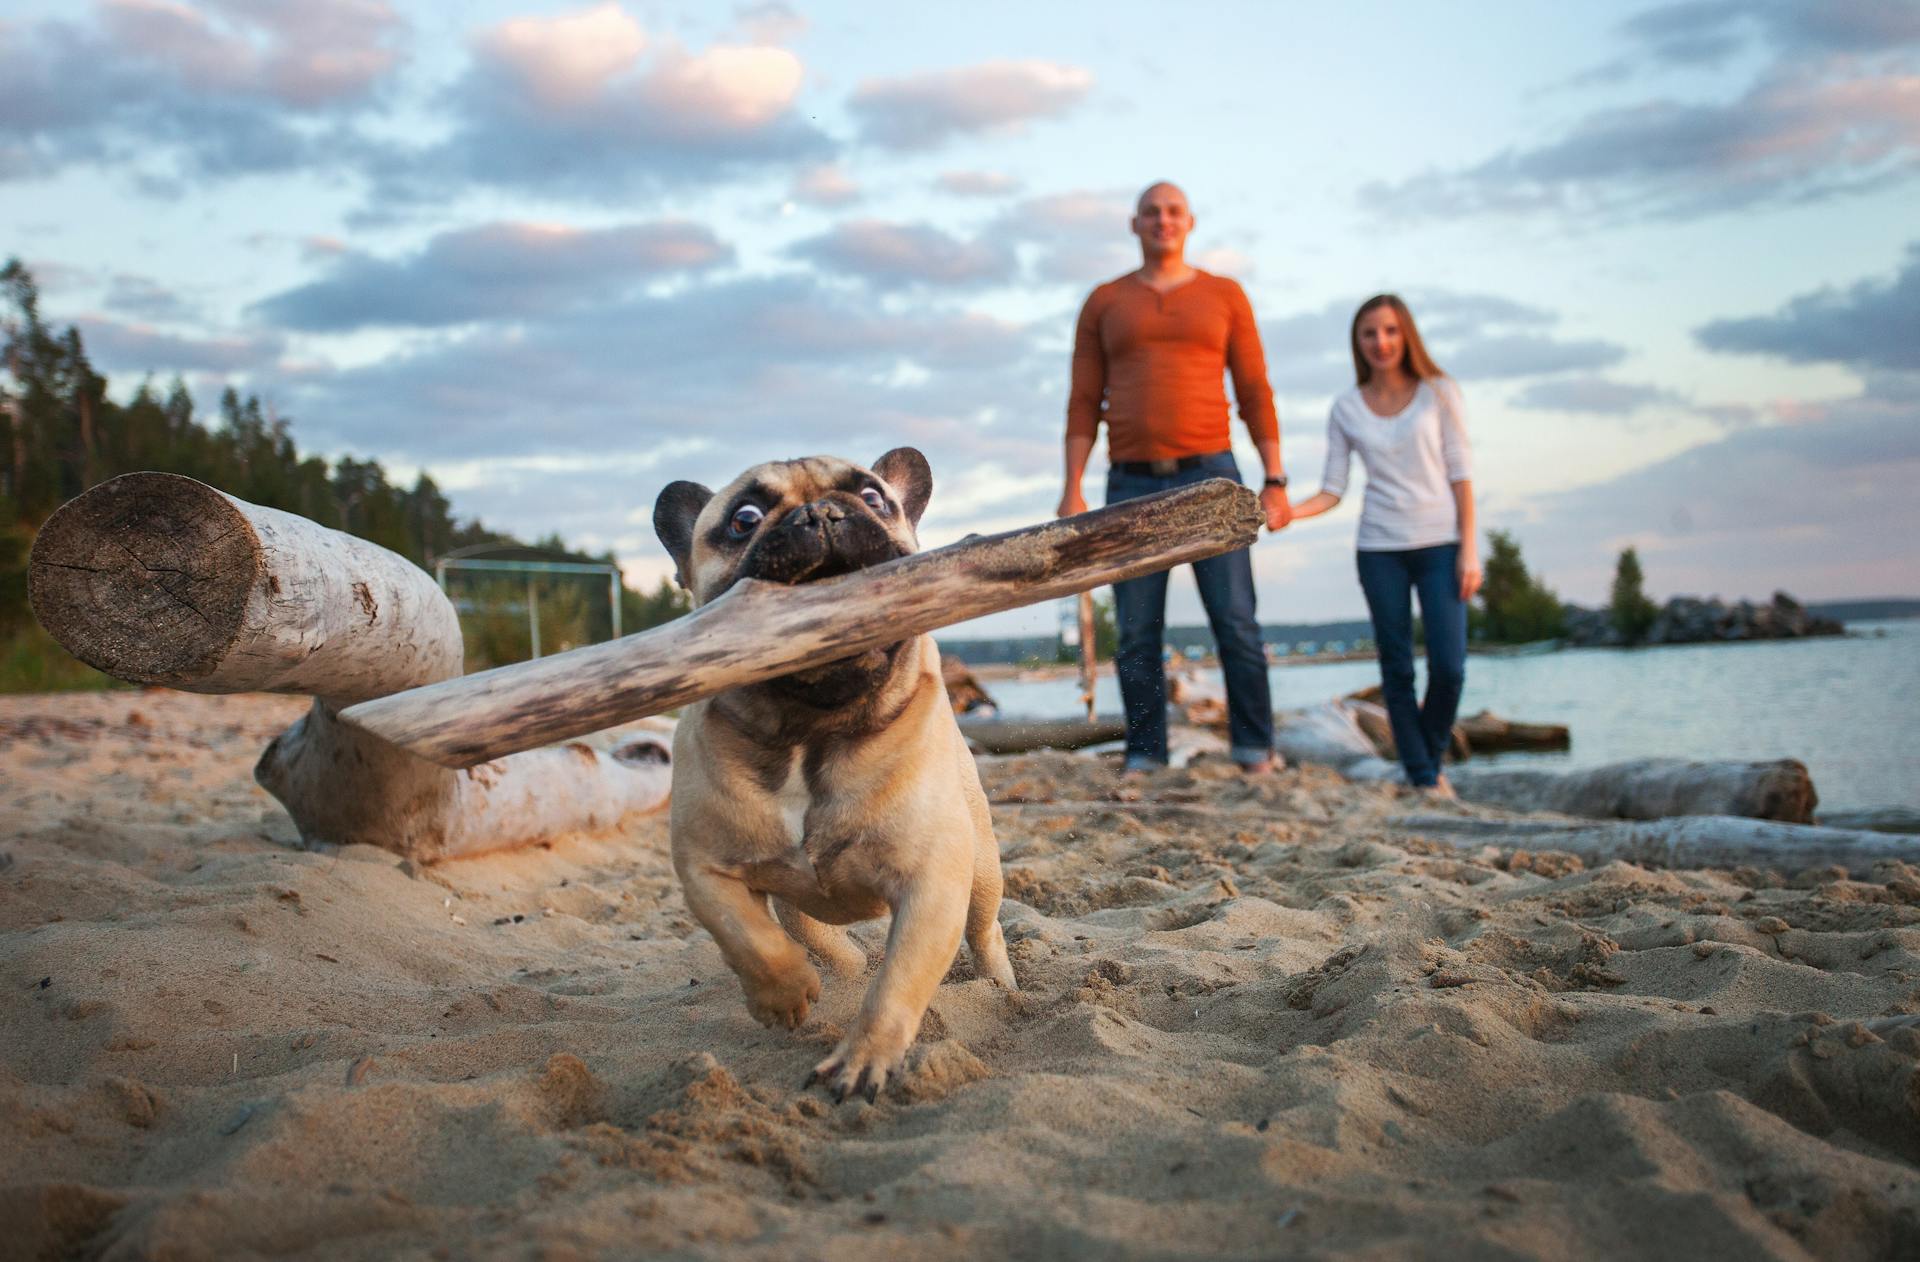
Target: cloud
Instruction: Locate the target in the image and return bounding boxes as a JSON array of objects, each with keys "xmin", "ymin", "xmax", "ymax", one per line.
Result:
[
  {"xmin": 935, "ymin": 171, "xmax": 1021, "ymax": 198},
  {"xmin": 1508, "ymin": 376, "xmax": 1920, "ymax": 604},
  {"xmin": 732, "ymin": 1, "xmax": 806, "ymax": 45},
  {"xmin": 258, "ymin": 274, "xmax": 1045, "ymax": 463},
  {"xmin": 75, "ymin": 315, "xmax": 283, "ymax": 375},
  {"xmin": 849, "ymin": 60, "xmax": 1092, "ymax": 151},
  {"xmin": 0, "ymin": 0, "xmax": 405, "ymax": 182},
  {"xmin": 788, "ymin": 220, "xmax": 1015, "ymax": 290},
  {"xmin": 369, "ymin": 4, "xmax": 828, "ymax": 205},
  {"xmin": 789, "ymin": 163, "xmax": 861, "ymax": 207},
  {"xmin": 994, "ymin": 190, "xmax": 1135, "ymax": 284},
  {"xmin": 1263, "ymin": 290, "xmax": 1630, "ymax": 397},
  {"xmin": 1365, "ymin": 2, "xmax": 1920, "ymax": 222},
  {"xmin": 1510, "ymin": 377, "xmax": 1686, "ymax": 414},
  {"xmin": 103, "ymin": 273, "xmax": 198, "ymax": 323},
  {"xmin": 1694, "ymin": 242, "xmax": 1920, "ymax": 372},
  {"xmin": 251, "ymin": 220, "xmax": 733, "ymax": 332}
]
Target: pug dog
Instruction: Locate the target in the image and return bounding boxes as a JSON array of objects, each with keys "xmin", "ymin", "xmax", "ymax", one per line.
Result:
[{"xmin": 652, "ymin": 448, "xmax": 1017, "ymax": 1102}]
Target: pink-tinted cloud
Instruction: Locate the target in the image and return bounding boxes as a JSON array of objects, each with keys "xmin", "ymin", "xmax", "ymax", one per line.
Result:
[
  {"xmin": 789, "ymin": 220, "xmax": 1014, "ymax": 289},
  {"xmin": 850, "ymin": 60, "xmax": 1092, "ymax": 151},
  {"xmin": 254, "ymin": 219, "xmax": 734, "ymax": 331}
]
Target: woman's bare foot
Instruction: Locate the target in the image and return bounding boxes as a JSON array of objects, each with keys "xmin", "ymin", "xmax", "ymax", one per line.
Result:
[{"xmin": 1422, "ymin": 774, "xmax": 1458, "ymax": 801}]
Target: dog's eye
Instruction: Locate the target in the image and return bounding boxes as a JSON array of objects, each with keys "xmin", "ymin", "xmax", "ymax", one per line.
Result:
[
  {"xmin": 860, "ymin": 487, "xmax": 889, "ymax": 514},
  {"xmin": 727, "ymin": 504, "xmax": 764, "ymax": 537}
]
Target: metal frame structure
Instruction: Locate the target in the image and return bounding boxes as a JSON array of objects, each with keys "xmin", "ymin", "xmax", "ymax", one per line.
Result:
[{"xmin": 433, "ymin": 556, "xmax": 622, "ymax": 659}]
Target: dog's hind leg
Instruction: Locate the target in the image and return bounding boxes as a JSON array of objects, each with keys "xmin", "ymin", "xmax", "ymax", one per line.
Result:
[
  {"xmin": 774, "ymin": 899, "xmax": 868, "ymax": 978},
  {"xmin": 966, "ymin": 838, "xmax": 1017, "ymax": 990}
]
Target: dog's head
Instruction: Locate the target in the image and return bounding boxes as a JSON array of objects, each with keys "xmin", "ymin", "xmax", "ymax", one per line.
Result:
[
  {"xmin": 652, "ymin": 448, "xmax": 930, "ymax": 606},
  {"xmin": 652, "ymin": 449, "xmax": 932, "ymax": 712}
]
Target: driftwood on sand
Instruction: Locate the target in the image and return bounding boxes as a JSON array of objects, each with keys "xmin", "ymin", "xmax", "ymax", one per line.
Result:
[
  {"xmin": 338, "ymin": 478, "xmax": 1263, "ymax": 768},
  {"xmin": 28, "ymin": 472, "xmax": 670, "ymax": 861},
  {"xmin": 1447, "ymin": 758, "xmax": 1818, "ymax": 824},
  {"xmin": 1395, "ymin": 812, "xmax": 1918, "ymax": 873},
  {"xmin": 1340, "ymin": 686, "xmax": 1568, "ymax": 759},
  {"xmin": 958, "ymin": 715, "xmax": 1129, "ymax": 754}
]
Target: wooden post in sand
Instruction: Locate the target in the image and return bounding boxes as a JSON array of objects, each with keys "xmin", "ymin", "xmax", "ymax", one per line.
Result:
[
  {"xmin": 337, "ymin": 478, "xmax": 1263, "ymax": 768},
  {"xmin": 1078, "ymin": 591, "xmax": 1099, "ymax": 723},
  {"xmin": 28, "ymin": 472, "xmax": 670, "ymax": 861}
]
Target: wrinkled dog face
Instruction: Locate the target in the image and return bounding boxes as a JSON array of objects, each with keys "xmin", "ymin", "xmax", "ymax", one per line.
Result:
[
  {"xmin": 652, "ymin": 449, "xmax": 934, "ymax": 711},
  {"xmin": 653, "ymin": 448, "xmax": 931, "ymax": 606}
]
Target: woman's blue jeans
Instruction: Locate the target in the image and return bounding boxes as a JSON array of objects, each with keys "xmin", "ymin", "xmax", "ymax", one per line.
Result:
[
  {"xmin": 1106, "ymin": 452, "xmax": 1274, "ymax": 769},
  {"xmin": 1356, "ymin": 544, "xmax": 1467, "ymax": 786}
]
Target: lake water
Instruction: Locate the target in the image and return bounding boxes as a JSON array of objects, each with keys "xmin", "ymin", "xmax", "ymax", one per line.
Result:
[{"xmin": 983, "ymin": 619, "xmax": 1920, "ymax": 812}]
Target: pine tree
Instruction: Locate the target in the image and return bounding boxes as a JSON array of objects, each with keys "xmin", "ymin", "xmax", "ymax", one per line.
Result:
[
  {"xmin": 1609, "ymin": 547, "xmax": 1658, "ymax": 644},
  {"xmin": 1476, "ymin": 529, "xmax": 1565, "ymax": 644}
]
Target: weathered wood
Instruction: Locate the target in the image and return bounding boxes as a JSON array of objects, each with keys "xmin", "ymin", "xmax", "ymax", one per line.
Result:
[
  {"xmin": 1447, "ymin": 758, "xmax": 1817, "ymax": 824},
  {"xmin": 28, "ymin": 472, "xmax": 671, "ymax": 860},
  {"xmin": 1077, "ymin": 590, "xmax": 1098, "ymax": 723},
  {"xmin": 1455, "ymin": 710, "xmax": 1570, "ymax": 754},
  {"xmin": 1393, "ymin": 812, "xmax": 1919, "ymax": 873},
  {"xmin": 958, "ymin": 715, "xmax": 1128, "ymax": 754},
  {"xmin": 340, "ymin": 479, "xmax": 1263, "ymax": 768}
]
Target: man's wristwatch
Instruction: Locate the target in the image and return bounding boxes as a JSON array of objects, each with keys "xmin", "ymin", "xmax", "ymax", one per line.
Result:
[{"xmin": 1263, "ymin": 476, "xmax": 1288, "ymax": 489}]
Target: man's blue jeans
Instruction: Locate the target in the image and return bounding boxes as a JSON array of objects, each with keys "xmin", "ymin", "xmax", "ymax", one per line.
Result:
[
  {"xmin": 1356, "ymin": 544, "xmax": 1467, "ymax": 787},
  {"xmin": 1106, "ymin": 452, "xmax": 1274, "ymax": 769}
]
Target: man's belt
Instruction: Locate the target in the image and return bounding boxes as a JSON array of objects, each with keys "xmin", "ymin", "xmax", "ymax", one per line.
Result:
[{"xmin": 1113, "ymin": 451, "xmax": 1227, "ymax": 477}]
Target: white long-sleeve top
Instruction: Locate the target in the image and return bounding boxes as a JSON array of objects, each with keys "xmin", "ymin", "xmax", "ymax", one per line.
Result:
[{"xmin": 1321, "ymin": 376, "xmax": 1472, "ymax": 551}]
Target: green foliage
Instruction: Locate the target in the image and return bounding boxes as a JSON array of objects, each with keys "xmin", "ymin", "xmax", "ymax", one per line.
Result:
[
  {"xmin": 1055, "ymin": 594, "xmax": 1119, "ymax": 663},
  {"xmin": 623, "ymin": 576, "xmax": 692, "ymax": 634},
  {"xmin": 1609, "ymin": 546, "xmax": 1657, "ymax": 644},
  {"xmin": 1475, "ymin": 529, "xmax": 1565, "ymax": 644},
  {"xmin": 0, "ymin": 258, "xmax": 675, "ymax": 689}
]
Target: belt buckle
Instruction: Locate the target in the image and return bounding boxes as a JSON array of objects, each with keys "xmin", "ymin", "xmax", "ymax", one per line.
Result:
[{"xmin": 1147, "ymin": 458, "xmax": 1179, "ymax": 476}]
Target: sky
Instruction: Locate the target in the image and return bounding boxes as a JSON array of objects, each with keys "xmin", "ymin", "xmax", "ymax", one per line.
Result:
[{"xmin": 4, "ymin": 0, "xmax": 1917, "ymax": 636}]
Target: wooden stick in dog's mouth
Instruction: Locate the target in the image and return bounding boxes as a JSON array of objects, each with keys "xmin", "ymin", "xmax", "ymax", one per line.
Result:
[{"xmin": 338, "ymin": 478, "xmax": 1262, "ymax": 769}]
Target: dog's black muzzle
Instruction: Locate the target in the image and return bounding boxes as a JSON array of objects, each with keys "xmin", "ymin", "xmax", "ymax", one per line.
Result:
[{"xmin": 745, "ymin": 494, "xmax": 904, "ymax": 585}]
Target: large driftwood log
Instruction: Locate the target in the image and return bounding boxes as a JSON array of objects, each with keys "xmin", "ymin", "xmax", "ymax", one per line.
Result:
[
  {"xmin": 29, "ymin": 472, "xmax": 670, "ymax": 861},
  {"xmin": 958, "ymin": 714, "xmax": 1128, "ymax": 754},
  {"xmin": 1394, "ymin": 812, "xmax": 1919, "ymax": 873},
  {"xmin": 1447, "ymin": 757, "xmax": 1817, "ymax": 824},
  {"xmin": 1454, "ymin": 710, "xmax": 1570, "ymax": 754},
  {"xmin": 340, "ymin": 479, "xmax": 1263, "ymax": 768}
]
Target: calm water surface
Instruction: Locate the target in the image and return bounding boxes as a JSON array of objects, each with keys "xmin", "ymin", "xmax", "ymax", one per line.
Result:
[{"xmin": 983, "ymin": 620, "xmax": 1920, "ymax": 811}]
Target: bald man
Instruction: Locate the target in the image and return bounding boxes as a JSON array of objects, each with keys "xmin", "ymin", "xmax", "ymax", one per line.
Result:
[{"xmin": 1060, "ymin": 182, "xmax": 1290, "ymax": 774}]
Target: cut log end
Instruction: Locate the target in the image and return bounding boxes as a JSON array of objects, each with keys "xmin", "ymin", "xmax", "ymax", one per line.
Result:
[{"xmin": 28, "ymin": 472, "xmax": 261, "ymax": 685}]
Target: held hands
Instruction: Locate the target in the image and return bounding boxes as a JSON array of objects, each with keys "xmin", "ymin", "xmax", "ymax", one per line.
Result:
[
  {"xmin": 1057, "ymin": 486, "xmax": 1088, "ymax": 518},
  {"xmin": 1261, "ymin": 483, "xmax": 1292, "ymax": 532},
  {"xmin": 1458, "ymin": 546, "xmax": 1483, "ymax": 602}
]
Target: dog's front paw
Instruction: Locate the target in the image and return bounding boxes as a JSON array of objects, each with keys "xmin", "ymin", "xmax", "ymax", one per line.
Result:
[
  {"xmin": 804, "ymin": 1016, "xmax": 913, "ymax": 1104},
  {"xmin": 744, "ymin": 963, "xmax": 820, "ymax": 1030}
]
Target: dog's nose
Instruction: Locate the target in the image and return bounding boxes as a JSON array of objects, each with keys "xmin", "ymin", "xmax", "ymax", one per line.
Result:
[{"xmin": 812, "ymin": 498, "xmax": 846, "ymax": 523}]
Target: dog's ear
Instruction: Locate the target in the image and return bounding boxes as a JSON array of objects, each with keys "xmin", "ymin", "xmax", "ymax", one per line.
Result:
[
  {"xmin": 872, "ymin": 447, "xmax": 931, "ymax": 526},
  {"xmin": 653, "ymin": 481, "xmax": 713, "ymax": 589}
]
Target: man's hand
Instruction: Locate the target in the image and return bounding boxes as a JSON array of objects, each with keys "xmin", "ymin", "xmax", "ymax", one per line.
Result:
[
  {"xmin": 1457, "ymin": 545, "xmax": 1483, "ymax": 602},
  {"xmin": 1261, "ymin": 483, "xmax": 1292, "ymax": 532},
  {"xmin": 1057, "ymin": 486, "xmax": 1088, "ymax": 518}
]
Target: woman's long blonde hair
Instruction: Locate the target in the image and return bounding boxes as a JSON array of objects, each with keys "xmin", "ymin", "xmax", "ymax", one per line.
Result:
[{"xmin": 1351, "ymin": 294, "xmax": 1445, "ymax": 384}]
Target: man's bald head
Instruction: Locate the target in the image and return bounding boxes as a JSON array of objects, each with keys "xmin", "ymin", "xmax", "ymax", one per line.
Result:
[
  {"xmin": 1131, "ymin": 181, "xmax": 1194, "ymax": 263},
  {"xmin": 1136, "ymin": 181, "xmax": 1189, "ymax": 213}
]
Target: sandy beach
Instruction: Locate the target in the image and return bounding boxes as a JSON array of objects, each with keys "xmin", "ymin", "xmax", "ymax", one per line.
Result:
[{"xmin": 5, "ymin": 689, "xmax": 1919, "ymax": 1260}]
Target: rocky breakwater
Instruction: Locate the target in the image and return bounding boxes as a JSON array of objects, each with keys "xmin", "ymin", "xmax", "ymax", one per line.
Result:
[{"xmin": 1563, "ymin": 591, "xmax": 1843, "ymax": 648}]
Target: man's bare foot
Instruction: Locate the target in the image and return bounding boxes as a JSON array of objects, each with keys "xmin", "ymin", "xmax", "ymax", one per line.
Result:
[
  {"xmin": 1238, "ymin": 754, "xmax": 1285, "ymax": 776},
  {"xmin": 1422, "ymin": 774, "xmax": 1458, "ymax": 801}
]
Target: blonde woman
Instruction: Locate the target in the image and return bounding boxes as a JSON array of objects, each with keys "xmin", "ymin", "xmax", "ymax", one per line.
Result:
[{"xmin": 1290, "ymin": 295, "xmax": 1480, "ymax": 794}]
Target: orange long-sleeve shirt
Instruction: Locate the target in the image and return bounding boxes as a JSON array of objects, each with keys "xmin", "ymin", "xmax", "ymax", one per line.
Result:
[{"xmin": 1065, "ymin": 270, "xmax": 1279, "ymax": 462}]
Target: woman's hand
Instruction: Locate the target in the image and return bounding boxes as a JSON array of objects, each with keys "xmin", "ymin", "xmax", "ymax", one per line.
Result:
[{"xmin": 1457, "ymin": 546, "xmax": 1482, "ymax": 602}]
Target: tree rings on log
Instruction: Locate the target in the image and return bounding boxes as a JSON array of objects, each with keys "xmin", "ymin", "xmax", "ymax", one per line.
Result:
[{"xmin": 28, "ymin": 472, "xmax": 263, "ymax": 686}]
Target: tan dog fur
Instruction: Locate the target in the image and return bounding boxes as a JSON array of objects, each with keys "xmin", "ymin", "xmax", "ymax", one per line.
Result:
[{"xmin": 652, "ymin": 450, "xmax": 1016, "ymax": 1102}]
